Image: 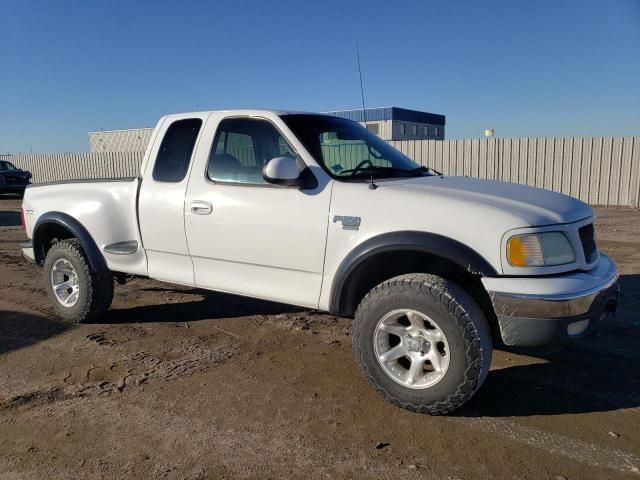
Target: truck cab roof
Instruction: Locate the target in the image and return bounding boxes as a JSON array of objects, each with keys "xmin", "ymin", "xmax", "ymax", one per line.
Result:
[{"xmin": 159, "ymin": 109, "xmax": 338, "ymax": 120}]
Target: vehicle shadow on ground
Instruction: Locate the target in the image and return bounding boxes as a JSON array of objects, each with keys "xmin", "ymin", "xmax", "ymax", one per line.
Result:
[
  {"xmin": 0, "ymin": 310, "xmax": 68, "ymax": 355},
  {"xmin": 97, "ymin": 288, "xmax": 305, "ymax": 324},
  {"xmin": 459, "ymin": 357, "xmax": 640, "ymax": 417},
  {"xmin": 0, "ymin": 210, "xmax": 21, "ymax": 227},
  {"xmin": 458, "ymin": 273, "xmax": 640, "ymax": 417}
]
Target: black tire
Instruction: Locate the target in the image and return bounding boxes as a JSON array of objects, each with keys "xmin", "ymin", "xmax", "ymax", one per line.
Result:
[
  {"xmin": 352, "ymin": 273, "xmax": 492, "ymax": 415},
  {"xmin": 43, "ymin": 239, "xmax": 114, "ymax": 323}
]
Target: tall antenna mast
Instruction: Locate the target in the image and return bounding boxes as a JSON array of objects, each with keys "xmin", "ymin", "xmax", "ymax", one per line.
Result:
[
  {"xmin": 356, "ymin": 42, "xmax": 367, "ymax": 121},
  {"xmin": 356, "ymin": 42, "xmax": 376, "ymax": 190}
]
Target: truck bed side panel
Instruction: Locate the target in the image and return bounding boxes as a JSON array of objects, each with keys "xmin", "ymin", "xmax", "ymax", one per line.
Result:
[{"xmin": 23, "ymin": 179, "xmax": 148, "ymax": 276}]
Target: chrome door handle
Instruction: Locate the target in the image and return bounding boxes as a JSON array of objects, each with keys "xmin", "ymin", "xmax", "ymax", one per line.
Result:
[{"xmin": 190, "ymin": 200, "xmax": 212, "ymax": 215}]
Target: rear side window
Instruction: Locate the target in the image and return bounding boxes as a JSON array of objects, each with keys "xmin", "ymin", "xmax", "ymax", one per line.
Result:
[{"xmin": 153, "ymin": 119, "xmax": 202, "ymax": 182}]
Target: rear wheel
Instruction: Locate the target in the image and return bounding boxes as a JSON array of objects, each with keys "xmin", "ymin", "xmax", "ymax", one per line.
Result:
[
  {"xmin": 44, "ymin": 239, "xmax": 113, "ymax": 323},
  {"xmin": 352, "ymin": 273, "xmax": 492, "ymax": 415}
]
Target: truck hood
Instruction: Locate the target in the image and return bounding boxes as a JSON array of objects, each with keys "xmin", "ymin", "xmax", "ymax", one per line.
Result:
[{"xmin": 381, "ymin": 176, "xmax": 592, "ymax": 227}]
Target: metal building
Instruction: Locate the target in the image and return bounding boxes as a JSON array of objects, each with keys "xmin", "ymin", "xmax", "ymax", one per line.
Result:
[
  {"xmin": 326, "ymin": 106, "xmax": 445, "ymax": 140},
  {"xmin": 89, "ymin": 128, "xmax": 153, "ymax": 153}
]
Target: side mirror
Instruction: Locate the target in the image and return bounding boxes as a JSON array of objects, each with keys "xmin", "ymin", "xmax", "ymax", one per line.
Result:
[{"xmin": 262, "ymin": 156, "xmax": 300, "ymax": 187}]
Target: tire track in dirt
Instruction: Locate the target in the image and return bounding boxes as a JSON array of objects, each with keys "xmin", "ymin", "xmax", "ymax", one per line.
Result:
[
  {"xmin": 462, "ymin": 416, "xmax": 640, "ymax": 476},
  {"xmin": 1, "ymin": 336, "xmax": 239, "ymax": 412},
  {"xmin": 66, "ymin": 334, "xmax": 238, "ymax": 391}
]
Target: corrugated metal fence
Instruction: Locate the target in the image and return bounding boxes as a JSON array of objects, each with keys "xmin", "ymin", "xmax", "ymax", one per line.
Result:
[
  {"xmin": 3, "ymin": 137, "xmax": 640, "ymax": 206},
  {"xmin": 389, "ymin": 137, "xmax": 640, "ymax": 207},
  {"xmin": 7, "ymin": 152, "xmax": 143, "ymax": 183}
]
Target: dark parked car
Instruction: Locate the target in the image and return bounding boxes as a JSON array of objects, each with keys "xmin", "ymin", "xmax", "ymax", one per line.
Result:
[{"xmin": 0, "ymin": 160, "xmax": 32, "ymax": 196}]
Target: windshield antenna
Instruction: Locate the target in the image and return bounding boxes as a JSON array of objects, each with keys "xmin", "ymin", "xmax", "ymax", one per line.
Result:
[{"xmin": 356, "ymin": 42, "xmax": 376, "ymax": 190}]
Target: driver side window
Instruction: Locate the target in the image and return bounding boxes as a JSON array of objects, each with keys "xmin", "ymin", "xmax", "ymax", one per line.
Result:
[{"xmin": 207, "ymin": 118, "xmax": 296, "ymax": 185}]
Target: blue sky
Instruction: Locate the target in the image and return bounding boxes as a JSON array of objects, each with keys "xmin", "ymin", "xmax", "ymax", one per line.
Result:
[{"xmin": 1, "ymin": 0, "xmax": 639, "ymax": 152}]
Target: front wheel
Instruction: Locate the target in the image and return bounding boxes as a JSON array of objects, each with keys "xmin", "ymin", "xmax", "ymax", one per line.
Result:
[
  {"xmin": 352, "ymin": 273, "xmax": 492, "ymax": 415},
  {"xmin": 43, "ymin": 239, "xmax": 114, "ymax": 323}
]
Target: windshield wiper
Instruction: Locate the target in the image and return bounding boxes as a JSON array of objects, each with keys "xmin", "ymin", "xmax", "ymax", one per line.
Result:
[
  {"xmin": 407, "ymin": 165, "xmax": 443, "ymax": 176},
  {"xmin": 339, "ymin": 165, "xmax": 441, "ymax": 178}
]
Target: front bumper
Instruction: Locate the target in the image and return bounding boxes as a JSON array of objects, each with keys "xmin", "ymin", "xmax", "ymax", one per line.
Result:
[{"xmin": 482, "ymin": 252, "xmax": 619, "ymax": 346}]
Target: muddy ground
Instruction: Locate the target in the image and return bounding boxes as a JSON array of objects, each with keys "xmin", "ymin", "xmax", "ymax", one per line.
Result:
[{"xmin": 0, "ymin": 196, "xmax": 639, "ymax": 479}]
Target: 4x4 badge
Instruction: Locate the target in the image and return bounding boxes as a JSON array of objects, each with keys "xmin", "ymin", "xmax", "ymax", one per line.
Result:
[{"xmin": 333, "ymin": 215, "xmax": 361, "ymax": 231}]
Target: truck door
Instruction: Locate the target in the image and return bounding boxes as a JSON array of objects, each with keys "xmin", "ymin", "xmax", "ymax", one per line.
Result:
[
  {"xmin": 138, "ymin": 115, "xmax": 206, "ymax": 285},
  {"xmin": 184, "ymin": 115, "xmax": 332, "ymax": 308}
]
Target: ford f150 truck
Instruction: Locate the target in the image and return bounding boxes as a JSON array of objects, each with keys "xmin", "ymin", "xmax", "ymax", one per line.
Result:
[{"xmin": 21, "ymin": 110, "xmax": 619, "ymax": 414}]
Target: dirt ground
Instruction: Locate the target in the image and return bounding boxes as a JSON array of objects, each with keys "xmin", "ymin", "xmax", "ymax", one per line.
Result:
[{"xmin": 0, "ymin": 196, "xmax": 639, "ymax": 480}]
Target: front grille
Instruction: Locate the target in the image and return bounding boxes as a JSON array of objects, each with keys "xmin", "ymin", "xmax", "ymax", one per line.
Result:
[{"xmin": 579, "ymin": 223, "xmax": 597, "ymax": 263}]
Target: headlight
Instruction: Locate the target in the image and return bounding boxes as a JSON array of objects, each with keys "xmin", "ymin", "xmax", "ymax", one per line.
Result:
[{"xmin": 507, "ymin": 232, "xmax": 575, "ymax": 267}]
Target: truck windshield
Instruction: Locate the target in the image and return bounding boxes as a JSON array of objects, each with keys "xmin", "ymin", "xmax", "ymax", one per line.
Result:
[{"xmin": 280, "ymin": 114, "xmax": 431, "ymax": 180}]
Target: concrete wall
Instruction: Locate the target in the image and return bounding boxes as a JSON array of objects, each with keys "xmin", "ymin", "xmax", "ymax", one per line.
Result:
[{"xmin": 6, "ymin": 137, "xmax": 640, "ymax": 206}]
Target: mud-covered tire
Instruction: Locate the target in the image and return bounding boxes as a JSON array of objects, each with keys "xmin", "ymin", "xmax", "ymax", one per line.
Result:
[
  {"xmin": 43, "ymin": 239, "xmax": 114, "ymax": 323},
  {"xmin": 352, "ymin": 273, "xmax": 492, "ymax": 415}
]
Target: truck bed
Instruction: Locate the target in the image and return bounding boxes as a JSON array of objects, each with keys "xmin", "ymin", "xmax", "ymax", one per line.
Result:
[
  {"xmin": 27, "ymin": 177, "xmax": 138, "ymax": 188},
  {"xmin": 22, "ymin": 177, "xmax": 148, "ymax": 276}
]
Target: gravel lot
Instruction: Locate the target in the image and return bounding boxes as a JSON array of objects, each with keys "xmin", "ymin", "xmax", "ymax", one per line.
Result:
[{"xmin": 1, "ymin": 196, "xmax": 639, "ymax": 479}]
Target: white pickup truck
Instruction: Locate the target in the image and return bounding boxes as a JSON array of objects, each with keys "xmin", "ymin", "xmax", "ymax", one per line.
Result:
[{"xmin": 21, "ymin": 110, "xmax": 619, "ymax": 414}]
